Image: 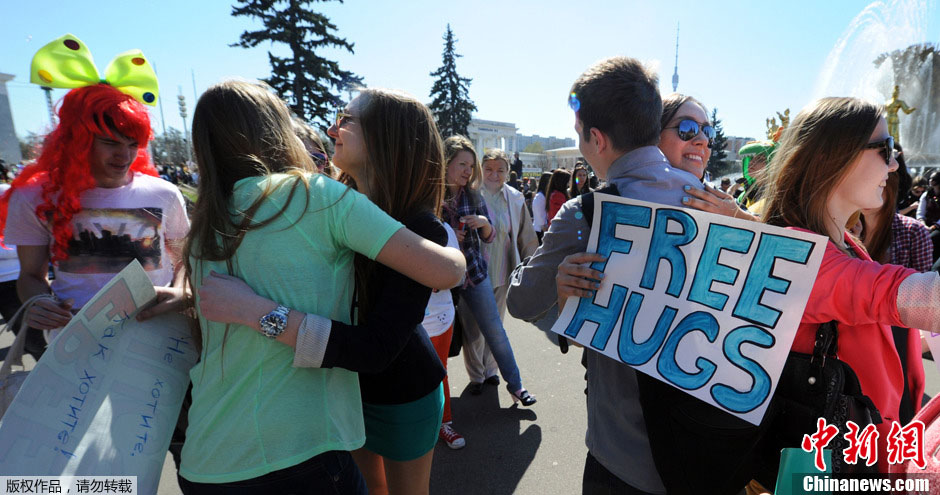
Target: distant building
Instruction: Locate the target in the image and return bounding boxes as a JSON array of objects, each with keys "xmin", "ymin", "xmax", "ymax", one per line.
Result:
[
  {"xmin": 465, "ymin": 118, "xmax": 577, "ymax": 159},
  {"xmin": 0, "ymin": 73, "xmax": 23, "ymax": 165},
  {"xmin": 544, "ymin": 146, "xmax": 583, "ymax": 171},
  {"xmin": 467, "ymin": 118, "xmax": 517, "ymax": 158},
  {"xmin": 722, "ymin": 135, "xmax": 755, "ymax": 166},
  {"xmin": 516, "ymin": 134, "xmax": 575, "ymax": 153}
]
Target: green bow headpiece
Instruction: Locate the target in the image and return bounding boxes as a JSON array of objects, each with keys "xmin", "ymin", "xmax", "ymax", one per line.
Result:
[
  {"xmin": 738, "ymin": 140, "xmax": 777, "ymax": 187},
  {"xmin": 30, "ymin": 33, "xmax": 159, "ymax": 106}
]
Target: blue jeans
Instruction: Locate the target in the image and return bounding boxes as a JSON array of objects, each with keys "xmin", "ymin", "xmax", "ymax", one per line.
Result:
[
  {"xmin": 459, "ymin": 276, "xmax": 523, "ymax": 392},
  {"xmin": 178, "ymin": 450, "xmax": 366, "ymax": 495}
]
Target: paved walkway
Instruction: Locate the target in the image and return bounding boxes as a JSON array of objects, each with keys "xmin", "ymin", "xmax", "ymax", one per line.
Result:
[{"xmin": 4, "ymin": 308, "xmax": 936, "ymax": 494}]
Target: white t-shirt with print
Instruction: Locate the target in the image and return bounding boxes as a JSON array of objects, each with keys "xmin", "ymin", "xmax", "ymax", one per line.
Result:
[
  {"xmin": 421, "ymin": 223, "xmax": 458, "ymax": 338},
  {"xmin": 4, "ymin": 172, "xmax": 190, "ymax": 309}
]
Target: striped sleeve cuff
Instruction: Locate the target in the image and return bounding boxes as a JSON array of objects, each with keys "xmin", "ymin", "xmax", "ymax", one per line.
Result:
[
  {"xmin": 897, "ymin": 271, "xmax": 940, "ymax": 332},
  {"xmin": 293, "ymin": 313, "xmax": 332, "ymax": 368}
]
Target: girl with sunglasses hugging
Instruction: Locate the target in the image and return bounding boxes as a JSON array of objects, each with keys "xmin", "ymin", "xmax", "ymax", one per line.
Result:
[
  {"xmin": 659, "ymin": 93, "xmax": 762, "ymax": 221},
  {"xmin": 185, "ymin": 83, "xmax": 465, "ymax": 494},
  {"xmin": 658, "ymin": 93, "xmax": 714, "ymax": 181}
]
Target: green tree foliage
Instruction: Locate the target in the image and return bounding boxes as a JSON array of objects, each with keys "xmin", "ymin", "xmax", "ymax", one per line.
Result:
[
  {"xmin": 428, "ymin": 24, "xmax": 477, "ymax": 137},
  {"xmin": 231, "ymin": 0, "xmax": 363, "ymax": 130},
  {"xmin": 150, "ymin": 128, "xmax": 190, "ymax": 167},
  {"xmin": 18, "ymin": 131, "xmax": 44, "ymax": 161},
  {"xmin": 706, "ymin": 108, "xmax": 731, "ymax": 177},
  {"xmin": 523, "ymin": 142, "xmax": 544, "ymax": 153},
  {"xmin": 874, "ymin": 43, "xmax": 939, "ymax": 156}
]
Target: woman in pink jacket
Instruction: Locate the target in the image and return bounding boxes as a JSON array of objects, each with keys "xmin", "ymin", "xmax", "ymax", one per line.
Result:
[{"xmin": 761, "ymin": 97, "xmax": 940, "ymax": 472}]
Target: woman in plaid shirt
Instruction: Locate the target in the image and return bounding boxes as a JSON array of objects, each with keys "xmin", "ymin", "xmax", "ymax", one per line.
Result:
[{"xmin": 442, "ymin": 135, "xmax": 536, "ymax": 406}]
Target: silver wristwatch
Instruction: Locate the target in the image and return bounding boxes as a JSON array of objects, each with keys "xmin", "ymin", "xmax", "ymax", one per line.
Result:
[{"xmin": 259, "ymin": 304, "xmax": 290, "ymax": 339}]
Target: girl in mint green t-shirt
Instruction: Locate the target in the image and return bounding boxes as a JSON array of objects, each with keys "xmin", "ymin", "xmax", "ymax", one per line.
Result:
[{"xmin": 177, "ymin": 80, "xmax": 464, "ymax": 494}]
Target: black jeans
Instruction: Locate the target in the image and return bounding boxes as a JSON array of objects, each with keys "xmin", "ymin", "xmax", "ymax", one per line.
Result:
[
  {"xmin": 582, "ymin": 452, "xmax": 659, "ymax": 495},
  {"xmin": 178, "ymin": 450, "xmax": 366, "ymax": 495}
]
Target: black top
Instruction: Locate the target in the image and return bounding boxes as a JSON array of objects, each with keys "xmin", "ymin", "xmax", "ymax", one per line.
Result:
[{"xmin": 320, "ymin": 210, "xmax": 447, "ymax": 404}]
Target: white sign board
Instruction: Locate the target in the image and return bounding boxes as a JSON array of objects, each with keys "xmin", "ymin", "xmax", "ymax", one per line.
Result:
[
  {"xmin": 0, "ymin": 261, "xmax": 196, "ymax": 494},
  {"xmin": 550, "ymin": 193, "xmax": 827, "ymax": 424}
]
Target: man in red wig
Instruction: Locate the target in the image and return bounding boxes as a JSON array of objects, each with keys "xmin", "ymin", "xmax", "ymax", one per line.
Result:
[{"xmin": 0, "ymin": 83, "xmax": 189, "ymax": 356}]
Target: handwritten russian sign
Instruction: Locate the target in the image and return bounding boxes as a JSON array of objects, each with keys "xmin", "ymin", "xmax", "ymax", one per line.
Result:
[
  {"xmin": 0, "ymin": 261, "xmax": 196, "ymax": 494},
  {"xmin": 550, "ymin": 193, "xmax": 827, "ymax": 424}
]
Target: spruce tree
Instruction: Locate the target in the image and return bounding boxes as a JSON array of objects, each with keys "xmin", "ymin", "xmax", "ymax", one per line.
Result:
[
  {"xmin": 231, "ymin": 0, "xmax": 363, "ymax": 130},
  {"xmin": 428, "ymin": 25, "xmax": 477, "ymax": 137},
  {"xmin": 706, "ymin": 108, "xmax": 729, "ymax": 177}
]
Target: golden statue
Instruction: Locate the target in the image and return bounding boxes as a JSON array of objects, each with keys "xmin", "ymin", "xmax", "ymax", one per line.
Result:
[
  {"xmin": 885, "ymin": 85, "xmax": 916, "ymax": 143},
  {"xmin": 765, "ymin": 108, "xmax": 790, "ymax": 141}
]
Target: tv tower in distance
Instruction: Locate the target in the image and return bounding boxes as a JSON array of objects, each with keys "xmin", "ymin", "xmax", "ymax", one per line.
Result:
[
  {"xmin": 672, "ymin": 22, "xmax": 679, "ymax": 93},
  {"xmin": 672, "ymin": 23, "xmax": 679, "ymax": 92}
]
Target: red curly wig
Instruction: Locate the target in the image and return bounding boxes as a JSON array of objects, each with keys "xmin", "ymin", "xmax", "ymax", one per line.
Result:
[{"xmin": 0, "ymin": 84, "xmax": 158, "ymax": 262}]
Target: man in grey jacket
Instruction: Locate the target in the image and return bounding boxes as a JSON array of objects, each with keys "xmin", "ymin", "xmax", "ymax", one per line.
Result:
[{"xmin": 507, "ymin": 56, "xmax": 704, "ymax": 494}]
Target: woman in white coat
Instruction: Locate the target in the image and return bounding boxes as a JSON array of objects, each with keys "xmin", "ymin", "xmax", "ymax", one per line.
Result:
[{"xmin": 459, "ymin": 149, "xmax": 538, "ymax": 394}]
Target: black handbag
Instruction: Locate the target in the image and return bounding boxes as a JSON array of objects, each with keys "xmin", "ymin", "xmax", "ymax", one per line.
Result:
[
  {"xmin": 752, "ymin": 321, "xmax": 882, "ymax": 488},
  {"xmin": 639, "ymin": 321, "xmax": 882, "ymax": 494}
]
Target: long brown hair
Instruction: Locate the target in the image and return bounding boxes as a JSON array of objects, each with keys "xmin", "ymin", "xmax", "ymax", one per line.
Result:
[
  {"xmin": 860, "ymin": 171, "xmax": 900, "ymax": 263},
  {"xmin": 760, "ymin": 97, "xmax": 882, "ymax": 246},
  {"xmin": 546, "ymin": 168, "xmax": 571, "ymax": 211},
  {"xmin": 185, "ymin": 80, "xmax": 316, "ymax": 350},
  {"xmin": 339, "ymin": 88, "xmax": 445, "ymax": 322}
]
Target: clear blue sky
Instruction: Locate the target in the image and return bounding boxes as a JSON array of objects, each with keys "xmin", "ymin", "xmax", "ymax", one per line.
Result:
[{"xmin": 2, "ymin": 0, "xmax": 938, "ymax": 144}]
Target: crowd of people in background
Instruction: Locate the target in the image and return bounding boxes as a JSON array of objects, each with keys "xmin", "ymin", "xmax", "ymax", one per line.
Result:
[{"xmin": 5, "ymin": 48, "xmax": 940, "ymax": 495}]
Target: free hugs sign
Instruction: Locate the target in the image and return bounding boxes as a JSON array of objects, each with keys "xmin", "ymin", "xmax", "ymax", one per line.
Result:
[{"xmin": 551, "ymin": 193, "xmax": 827, "ymax": 425}]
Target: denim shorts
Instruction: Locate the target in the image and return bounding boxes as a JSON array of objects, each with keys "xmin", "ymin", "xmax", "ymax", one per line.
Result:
[{"xmin": 362, "ymin": 382, "xmax": 444, "ymax": 461}]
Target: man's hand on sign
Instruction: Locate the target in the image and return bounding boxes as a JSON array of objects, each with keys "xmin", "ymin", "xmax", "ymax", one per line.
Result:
[
  {"xmin": 556, "ymin": 252, "xmax": 607, "ymax": 311},
  {"xmin": 137, "ymin": 286, "xmax": 190, "ymax": 321},
  {"xmin": 681, "ymin": 183, "xmax": 759, "ymax": 222},
  {"xmin": 26, "ymin": 297, "xmax": 73, "ymax": 330}
]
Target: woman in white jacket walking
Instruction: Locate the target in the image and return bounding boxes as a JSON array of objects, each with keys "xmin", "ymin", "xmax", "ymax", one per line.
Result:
[{"xmin": 459, "ymin": 149, "xmax": 538, "ymax": 394}]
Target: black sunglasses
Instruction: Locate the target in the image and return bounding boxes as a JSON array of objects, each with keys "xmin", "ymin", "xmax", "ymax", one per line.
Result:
[
  {"xmin": 334, "ymin": 109, "xmax": 357, "ymax": 128},
  {"xmin": 863, "ymin": 136, "xmax": 896, "ymax": 165},
  {"xmin": 310, "ymin": 151, "xmax": 328, "ymax": 170},
  {"xmin": 665, "ymin": 119, "xmax": 716, "ymax": 146}
]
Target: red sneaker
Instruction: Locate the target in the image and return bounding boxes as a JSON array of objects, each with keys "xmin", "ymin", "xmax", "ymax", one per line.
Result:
[{"xmin": 439, "ymin": 423, "xmax": 466, "ymax": 449}]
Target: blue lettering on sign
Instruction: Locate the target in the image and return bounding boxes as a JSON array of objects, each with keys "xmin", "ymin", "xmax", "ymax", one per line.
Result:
[
  {"xmin": 711, "ymin": 325, "xmax": 775, "ymax": 413},
  {"xmin": 565, "ymin": 284, "xmax": 628, "ymax": 348},
  {"xmin": 733, "ymin": 233, "xmax": 814, "ymax": 328},
  {"xmin": 592, "ymin": 202, "xmax": 651, "ymax": 272},
  {"xmin": 569, "ymin": 201, "xmax": 651, "ymax": 348},
  {"xmin": 656, "ymin": 311, "xmax": 719, "ymax": 390},
  {"xmin": 56, "ymin": 369, "xmax": 96, "ymax": 458},
  {"xmin": 640, "ymin": 209, "xmax": 697, "ymax": 297},
  {"xmin": 163, "ymin": 336, "xmax": 190, "ymax": 364},
  {"xmin": 617, "ymin": 294, "xmax": 676, "ymax": 365},
  {"xmin": 131, "ymin": 379, "xmax": 164, "ymax": 457},
  {"xmin": 688, "ymin": 225, "xmax": 755, "ymax": 311},
  {"xmin": 92, "ymin": 311, "xmax": 131, "ymax": 361}
]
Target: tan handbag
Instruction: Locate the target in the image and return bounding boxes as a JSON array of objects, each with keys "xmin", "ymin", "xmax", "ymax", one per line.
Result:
[{"xmin": 0, "ymin": 294, "xmax": 56, "ymax": 419}]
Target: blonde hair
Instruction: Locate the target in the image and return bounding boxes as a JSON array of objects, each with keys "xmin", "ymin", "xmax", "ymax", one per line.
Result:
[{"xmin": 443, "ymin": 135, "xmax": 482, "ymax": 193}]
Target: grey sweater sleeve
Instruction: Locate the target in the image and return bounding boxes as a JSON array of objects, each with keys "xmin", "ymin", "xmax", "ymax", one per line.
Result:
[{"xmin": 507, "ymin": 199, "xmax": 591, "ymax": 322}]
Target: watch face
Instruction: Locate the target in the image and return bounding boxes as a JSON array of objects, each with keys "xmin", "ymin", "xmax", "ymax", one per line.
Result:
[{"xmin": 261, "ymin": 313, "xmax": 287, "ymax": 336}]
